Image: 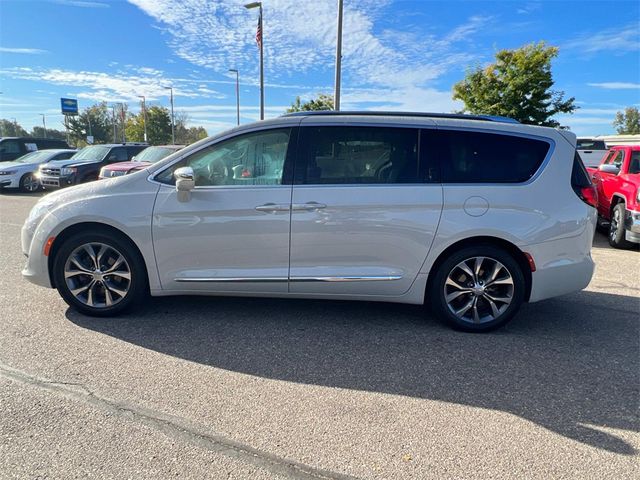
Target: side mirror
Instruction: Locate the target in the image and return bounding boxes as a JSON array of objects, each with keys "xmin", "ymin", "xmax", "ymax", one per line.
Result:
[
  {"xmin": 175, "ymin": 166, "xmax": 195, "ymax": 191},
  {"xmin": 598, "ymin": 164, "xmax": 620, "ymax": 175}
]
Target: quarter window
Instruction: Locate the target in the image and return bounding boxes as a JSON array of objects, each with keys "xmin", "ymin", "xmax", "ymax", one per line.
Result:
[
  {"xmin": 299, "ymin": 126, "xmax": 419, "ymax": 184},
  {"xmin": 0, "ymin": 140, "xmax": 21, "ymax": 154},
  {"xmin": 157, "ymin": 128, "xmax": 291, "ymax": 186},
  {"xmin": 437, "ymin": 130, "xmax": 550, "ymax": 183}
]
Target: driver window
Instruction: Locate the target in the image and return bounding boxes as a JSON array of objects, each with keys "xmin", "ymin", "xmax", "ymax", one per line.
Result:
[{"xmin": 158, "ymin": 128, "xmax": 290, "ymax": 186}]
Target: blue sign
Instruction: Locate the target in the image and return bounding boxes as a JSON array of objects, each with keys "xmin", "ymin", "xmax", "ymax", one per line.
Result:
[{"xmin": 60, "ymin": 98, "xmax": 78, "ymax": 115}]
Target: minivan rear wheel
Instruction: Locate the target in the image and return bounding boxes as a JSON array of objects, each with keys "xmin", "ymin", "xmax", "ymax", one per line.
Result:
[
  {"xmin": 429, "ymin": 246, "xmax": 525, "ymax": 332},
  {"xmin": 52, "ymin": 231, "xmax": 147, "ymax": 316}
]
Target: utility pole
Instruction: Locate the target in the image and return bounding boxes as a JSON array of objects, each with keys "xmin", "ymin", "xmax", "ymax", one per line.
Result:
[
  {"xmin": 334, "ymin": 0, "xmax": 343, "ymax": 111},
  {"xmin": 244, "ymin": 2, "xmax": 264, "ymax": 120},
  {"xmin": 138, "ymin": 95, "xmax": 147, "ymax": 142},
  {"xmin": 40, "ymin": 114, "xmax": 47, "ymax": 137},
  {"xmin": 164, "ymin": 86, "xmax": 175, "ymax": 144},
  {"xmin": 229, "ymin": 69, "xmax": 240, "ymax": 125}
]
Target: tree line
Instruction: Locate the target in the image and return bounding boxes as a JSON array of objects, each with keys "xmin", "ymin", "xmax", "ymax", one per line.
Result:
[
  {"xmin": 0, "ymin": 102, "xmax": 209, "ymax": 146},
  {"xmin": 287, "ymin": 42, "xmax": 640, "ymax": 135}
]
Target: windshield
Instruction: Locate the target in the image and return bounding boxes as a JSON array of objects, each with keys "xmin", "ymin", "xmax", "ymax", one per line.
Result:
[
  {"xmin": 70, "ymin": 146, "xmax": 110, "ymax": 161},
  {"xmin": 134, "ymin": 146, "xmax": 177, "ymax": 163},
  {"xmin": 576, "ymin": 140, "xmax": 607, "ymax": 150},
  {"xmin": 16, "ymin": 150, "xmax": 52, "ymax": 163}
]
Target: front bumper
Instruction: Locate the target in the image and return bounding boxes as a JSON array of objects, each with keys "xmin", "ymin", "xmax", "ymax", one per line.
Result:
[
  {"xmin": 40, "ymin": 174, "xmax": 74, "ymax": 188},
  {"xmin": 0, "ymin": 175, "xmax": 20, "ymax": 188},
  {"xmin": 624, "ymin": 208, "xmax": 640, "ymax": 244}
]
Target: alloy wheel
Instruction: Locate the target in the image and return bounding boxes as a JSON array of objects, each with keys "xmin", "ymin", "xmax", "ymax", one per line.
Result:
[
  {"xmin": 22, "ymin": 174, "xmax": 40, "ymax": 192},
  {"xmin": 609, "ymin": 208, "xmax": 620, "ymax": 241},
  {"xmin": 63, "ymin": 242, "xmax": 131, "ymax": 308},
  {"xmin": 444, "ymin": 256, "xmax": 514, "ymax": 324}
]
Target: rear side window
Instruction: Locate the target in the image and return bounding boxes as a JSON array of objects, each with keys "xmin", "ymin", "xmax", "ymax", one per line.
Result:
[
  {"xmin": 437, "ymin": 130, "xmax": 550, "ymax": 183},
  {"xmin": 299, "ymin": 126, "xmax": 419, "ymax": 184},
  {"xmin": 0, "ymin": 140, "xmax": 21, "ymax": 154},
  {"xmin": 629, "ymin": 151, "xmax": 640, "ymax": 174}
]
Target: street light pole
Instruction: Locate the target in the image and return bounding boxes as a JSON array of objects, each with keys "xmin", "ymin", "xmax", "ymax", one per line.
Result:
[
  {"xmin": 164, "ymin": 86, "xmax": 175, "ymax": 144},
  {"xmin": 334, "ymin": 0, "xmax": 344, "ymax": 111},
  {"xmin": 244, "ymin": 2, "xmax": 264, "ymax": 120},
  {"xmin": 40, "ymin": 114, "xmax": 47, "ymax": 138},
  {"xmin": 138, "ymin": 95, "xmax": 147, "ymax": 142},
  {"xmin": 229, "ymin": 69, "xmax": 240, "ymax": 125}
]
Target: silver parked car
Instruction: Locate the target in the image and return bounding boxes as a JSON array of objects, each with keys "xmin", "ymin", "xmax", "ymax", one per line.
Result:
[
  {"xmin": 0, "ymin": 149, "xmax": 76, "ymax": 192},
  {"xmin": 21, "ymin": 112, "xmax": 597, "ymax": 331}
]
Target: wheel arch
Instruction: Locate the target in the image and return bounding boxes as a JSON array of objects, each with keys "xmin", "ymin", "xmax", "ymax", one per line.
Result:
[
  {"xmin": 425, "ymin": 236, "xmax": 533, "ymax": 303},
  {"xmin": 610, "ymin": 194, "xmax": 626, "ymax": 212},
  {"xmin": 48, "ymin": 222, "xmax": 148, "ymax": 289}
]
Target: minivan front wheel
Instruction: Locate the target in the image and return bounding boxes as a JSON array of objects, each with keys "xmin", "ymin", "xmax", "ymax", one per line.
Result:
[
  {"xmin": 429, "ymin": 246, "xmax": 525, "ymax": 332},
  {"xmin": 52, "ymin": 231, "xmax": 147, "ymax": 316}
]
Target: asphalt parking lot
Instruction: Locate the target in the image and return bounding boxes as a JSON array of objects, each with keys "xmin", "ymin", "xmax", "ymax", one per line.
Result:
[{"xmin": 0, "ymin": 191, "xmax": 638, "ymax": 479}]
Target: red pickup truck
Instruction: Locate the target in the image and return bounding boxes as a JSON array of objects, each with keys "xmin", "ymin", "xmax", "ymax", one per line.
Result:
[{"xmin": 588, "ymin": 145, "xmax": 640, "ymax": 248}]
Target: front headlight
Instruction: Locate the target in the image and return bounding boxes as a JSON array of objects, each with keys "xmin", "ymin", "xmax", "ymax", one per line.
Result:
[
  {"xmin": 26, "ymin": 199, "xmax": 53, "ymax": 224},
  {"xmin": 60, "ymin": 167, "xmax": 77, "ymax": 176},
  {"xmin": 0, "ymin": 170, "xmax": 16, "ymax": 175}
]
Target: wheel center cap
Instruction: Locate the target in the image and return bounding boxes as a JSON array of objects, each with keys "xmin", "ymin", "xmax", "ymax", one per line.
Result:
[
  {"xmin": 92, "ymin": 270, "xmax": 104, "ymax": 282},
  {"xmin": 471, "ymin": 285, "xmax": 485, "ymax": 296}
]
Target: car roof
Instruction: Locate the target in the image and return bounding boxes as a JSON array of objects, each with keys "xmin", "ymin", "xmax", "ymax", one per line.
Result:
[
  {"xmin": 282, "ymin": 110, "xmax": 520, "ymax": 124},
  {"xmin": 82, "ymin": 143, "xmax": 148, "ymax": 147}
]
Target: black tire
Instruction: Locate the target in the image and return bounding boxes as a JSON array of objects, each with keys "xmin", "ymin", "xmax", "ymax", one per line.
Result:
[
  {"xmin": 596, "ymin": 215, "xmax": 609, "ymax": 234},
  {"xmin": 52, "ymin": 230, "xmax": 148, "ymax": 317},
  {"xmin": 608, "ymin": 203, "xmax": 633, "ymax": 249},
  {"xmin": 19, "ymin": 172, "xmax": 41, "ymax": 192},
  {"xmin": 428, "ymin": 245, "xmax": 526, "ymax": 332}
]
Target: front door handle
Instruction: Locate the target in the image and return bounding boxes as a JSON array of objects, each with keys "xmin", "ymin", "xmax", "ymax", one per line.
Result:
[
  {"xmin": 292, "ymin": 202, "xmax": 327, "ymax": 211},
  {"xmin": 255, "ymin": 203, "xmax": 290, "ymax": 213}
]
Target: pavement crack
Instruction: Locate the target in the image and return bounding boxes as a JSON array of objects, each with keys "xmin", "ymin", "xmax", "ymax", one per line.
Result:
[{"xmin": 0, "ymin": 363, "xmax": 358, "ymax": 480}]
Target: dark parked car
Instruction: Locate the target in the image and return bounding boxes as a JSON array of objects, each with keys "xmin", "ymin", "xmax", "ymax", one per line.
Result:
[
  {"xmin": 0, "ymin": 137, "xmax": 70, "ymax": 162},
  {"xmin": 38, "ymin": 143, "xmax": 147, "ymax": 188}
]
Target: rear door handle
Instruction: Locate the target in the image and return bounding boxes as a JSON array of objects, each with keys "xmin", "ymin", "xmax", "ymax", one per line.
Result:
[
  {"xmin": 255, "ymin": 203, "xmax": 290, "ymax": 213},
  {"xmin": 292, "ymin": 202, "xmax": 327, "ymax": 211}
]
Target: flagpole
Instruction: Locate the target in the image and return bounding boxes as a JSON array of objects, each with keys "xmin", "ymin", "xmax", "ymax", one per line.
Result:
[
  {"xmin": 245, "ymin": 2, "xmax": 264, "ymax": 121},
  {"xmin": 258, "ymin": 4, "xmax": 264, "ymax": 120}
]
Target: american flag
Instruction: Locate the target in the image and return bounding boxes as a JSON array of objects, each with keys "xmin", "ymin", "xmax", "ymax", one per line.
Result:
[{"xmin": 255, "ymin": 13, "xmax": 262, "ymax": 48}]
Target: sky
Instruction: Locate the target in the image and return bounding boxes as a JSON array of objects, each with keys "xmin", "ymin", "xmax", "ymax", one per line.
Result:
[{"xmin": 0, "ymin": 0, "xmax": 639, "ymax": 137}]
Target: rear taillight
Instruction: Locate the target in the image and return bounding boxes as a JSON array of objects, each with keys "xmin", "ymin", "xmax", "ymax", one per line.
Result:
[{"xmin": 579, "ymin": 184, "xmax": 598, "ymax": 208}]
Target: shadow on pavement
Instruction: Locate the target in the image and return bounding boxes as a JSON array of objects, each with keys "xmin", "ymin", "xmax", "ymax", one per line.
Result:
[{"xmin": 68, "ymin": 289, "xmax": 639, "ymax": 455}]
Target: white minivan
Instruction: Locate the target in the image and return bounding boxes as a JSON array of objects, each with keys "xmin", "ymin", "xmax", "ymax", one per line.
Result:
[{"xmin": 22, "ymin": 112, "xmax": 597, "ymax": 332}]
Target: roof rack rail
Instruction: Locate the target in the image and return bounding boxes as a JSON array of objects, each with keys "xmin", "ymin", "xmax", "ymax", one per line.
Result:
[{"xmin": 281, "ymin": 111, "xmax": 519, "ymax": 124}]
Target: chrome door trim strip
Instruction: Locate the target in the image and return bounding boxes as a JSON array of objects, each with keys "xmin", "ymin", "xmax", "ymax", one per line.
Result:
[
  {"xmin": 174, "ymin": 277, "xmax": 287, "ymax": 283},
  {"xmin": 290, "ymin": 276, "xmax": 402, "ymax": 282}
]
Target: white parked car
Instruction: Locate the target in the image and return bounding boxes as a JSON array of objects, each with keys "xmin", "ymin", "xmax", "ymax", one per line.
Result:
[
  {"xmin": 21, "ymin": 112, "xmax": 597, "ymax": 332},
  {"xmin": 0, "ymin": 149, "xmax": 76, "ymax": 192}
]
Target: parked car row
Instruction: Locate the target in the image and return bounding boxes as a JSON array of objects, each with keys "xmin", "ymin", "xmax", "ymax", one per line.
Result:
[
  {"xmin": 0, "ymin": 136, "xmax": 70, "ymax": 162},
  {"xmin": 0, "ymin": 142, "xmax": 185, "ymax": 192},
  {"xmin": 21, "ymin": 111, "xmax": 597, "ymax": 332}
]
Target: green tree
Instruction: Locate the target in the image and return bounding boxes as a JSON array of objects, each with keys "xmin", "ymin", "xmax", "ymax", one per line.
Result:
[
  {"xmin": 0, "ymin": 119, "xmax": 28, "ymax": 136},
  {"xmin": 286, "ymin": 93, "xmax": 334, "ymax": 113},
  {"xmin": 126, "ymin": 105, "xmax": 172, "ymax": 145},
  {"xmin": 452, "ymin": 42, "xmax": 576, "ymax": 127},
  {"xmin": 31, "ymin": 126, "xmax": 66, "ymax": 140},
  {"xmin": 613, "ymin": 107, "xmax": 640, "ymax": 134},
  {"xmin": 67, "ymin": 103, "xmax": 114, "ymax": 145},
  {"xmin": 174, "ymin": 112, "xmax": 208, "ymax": 145}
]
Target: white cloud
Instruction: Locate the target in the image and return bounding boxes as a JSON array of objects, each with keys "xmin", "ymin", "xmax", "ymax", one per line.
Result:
[
  {"xmin": 127, "ymin": 0, "xmax": 487, "ymax": 110},
  {"xmin": 565, "ymin": 24, "xmax": 639, "ymax": 54},
  {"xmin": 588, "ymin": 82, "xmax": 640, "ymax": 90},
  {"xmin": 0, "ymin": 47, "xmax": 48, "ymax": 54},
  {"xmin": 0, "ymin": 66, "xmax": 227, "ymax": 102}
]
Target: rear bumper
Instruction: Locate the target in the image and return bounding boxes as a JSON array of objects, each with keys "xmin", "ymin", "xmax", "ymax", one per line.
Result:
[
  {"xmin": 624, "ymin": 208, "xmax": 640, "ymax": 243},
  {"xmin": 527, "ymin": 227, "xmax": 596, "ymax": 303}
]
